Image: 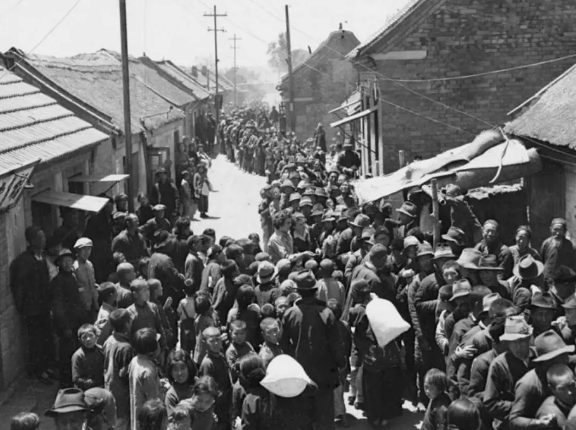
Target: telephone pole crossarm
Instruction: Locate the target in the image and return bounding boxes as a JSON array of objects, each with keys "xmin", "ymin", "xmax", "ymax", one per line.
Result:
[{"xmin": 204, "ymin": 5, "xmax": 227, "ymax": 130}]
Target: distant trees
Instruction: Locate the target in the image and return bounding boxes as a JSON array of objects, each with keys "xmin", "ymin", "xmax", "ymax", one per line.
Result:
[{"xmin": 266, "ymin": 32, "xmax": 309, "ymax": 75}]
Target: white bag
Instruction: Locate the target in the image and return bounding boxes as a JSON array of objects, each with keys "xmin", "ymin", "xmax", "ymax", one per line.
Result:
[
  {"xmin": 260, "ymin": 354, "xmax": 312, "ymax": 398},
  {"xmin": 366, "ymin": 297, "xmax": 410, "ymax": 347}
]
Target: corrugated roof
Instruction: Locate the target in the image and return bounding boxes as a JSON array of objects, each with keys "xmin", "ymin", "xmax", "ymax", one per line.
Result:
[
  {"xmin": 18, "ymin": 51, "xmax": 185, "ymax": 133},
  {"xmin": 152, "ymin": 60, "xmax": 211, "ymax": 100},
  {"xmin": 347, "ymin": 0, "xmax": 447, "ymax": 60},
  {"xmin": 280, "ymin": 30, "xmax": 360, "ymax": 87},
  {"xmin": 0, "ymin": 65, "xmax": 108, "ymax": 174},
  {"xmin": 504, "ymin": 63, "xmax": 576, "ymax": 150}
]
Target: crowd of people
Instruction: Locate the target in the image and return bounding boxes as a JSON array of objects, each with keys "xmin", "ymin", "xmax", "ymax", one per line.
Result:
[{"xmin": 9, "ymin": 106, "xmax": 576, "ymax": 430}]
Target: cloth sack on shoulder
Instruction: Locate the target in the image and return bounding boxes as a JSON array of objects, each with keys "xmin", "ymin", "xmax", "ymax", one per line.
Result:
[
  {"xmin": 260, "ymin": 354, "xmax": 312, "ymax": 398},
  {"xmin": 366, "ymin": 297, "xmax": 410, "ymax": 348}
]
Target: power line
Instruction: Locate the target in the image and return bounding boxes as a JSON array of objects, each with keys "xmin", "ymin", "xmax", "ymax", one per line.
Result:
[
  {"xmin": 0, "ymin": 0, "xmax": 84, "ymax": 82},
  {"xmin": 1, "ymin": 0, "xmax": 27, "ymax": 20}
]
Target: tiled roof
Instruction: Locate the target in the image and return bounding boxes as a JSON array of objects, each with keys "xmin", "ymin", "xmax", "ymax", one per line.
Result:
[
  {"xmin": 153, "ymin": 60, "xmax": 211, "ymax": 100},
  {"xmin": 279, "ymin": 30, "xmax": 360, "ymax": 87},
  {"xmin": 0, "ymin": 65, "xmax": 108, "ymax": 173},
  {"xmin": 13, "ymin": 50, "xmax": 184, "ymax": 134},
  {"xmin": 505, "ymin": 63, "xmax": 576, "ymax": 150},
  {"xmin": 347, "ymin": 0, "xmax": 447, "ymax": 59}
]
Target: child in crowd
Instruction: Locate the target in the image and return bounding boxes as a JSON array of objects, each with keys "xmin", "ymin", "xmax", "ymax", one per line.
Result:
[
  {"xmin": 239, "ymin": 354, "xmax": 278, "ymax": 430},
  {"xmin": 259, "ymin": 317, "xmax": 283, "ymax": 369},
  {"xmin": 127, "ymin": 279, "xmax": 167, "ymax": 352},
  {"xmin": 274, "ymin": 296, "xmax": 290, "ymax": 321},
  {"xmin": 327, "ymin": 298, "xmax": 351, "ymax": 427},
  {"xmin": 317, "ymin": 259, "xmax": 346, "ymax": 307},
  {"xmin": 103, "ymin": 309, "xmax": 134, "ymax": 430},
  {"xmin": 228, "ymin": 284, "xmax": 261, "ymax": 349},
  {"xmin": 226, "ymin": 319, "xmax": 255, "ymax": 382},
  {"xmin": 181, "ymin": 376, "xmax": 218, "ymax": 430},
  {"xmin": 199, "ymin": 327, "xmax": 232, "ymax": 430},
  {"xmin": 193, "ymin": 294, "xmax": 217, "ymax": 366},
  {"xmin": 137, "ymin": 399, "xmax": 167, "ymax": 430},
  {"xmin": 129, "ymin": 328, "xmax": 162, "ymax": 430},
  {"xmin": 116, "ymin": 263, "xmax": 137, "ymax": 309},
  {"xmin": 96, "ymin": 282, "xmax": 118, "ymax": 345},
  {"xmin": 74, "ymin": 238, "xmax": 99, "ymax": 321},
  {"xmin": 249, "ymin": 233, "xmax": 263, "ymax": 255},
  {"xmin": 71, "ymin": 323, "xmax": 105, "ymax": 391},
  {"xmin": 10, "ymin": 412, "xmax": 40, "ymax": 430},
  {"xmin": 148, "ymin": 279, "xmax": 175, "ymax": 350},
  {"xmin": 422, "ymin": 368, "xmax": 452, "ymax": 430},
  {"xmin": 165, "ymin": 349, "xmax": 197, "ymax": 416},
  {"xmin": 178, "ymin": 279, "xmax": 198, "ymax": 355}
]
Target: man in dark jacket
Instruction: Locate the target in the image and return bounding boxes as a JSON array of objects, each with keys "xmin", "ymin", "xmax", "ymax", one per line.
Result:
[
  {"xmin": 111, "ymin": 213, "xmax": 149, "ymax": 267},
  {"xmin": 336, "ymin": 140, "xmax": 360, "ymax": 177},
  {"xmin": 11, "ymin": 226, "xmax": 53, "ymax": 384},
  {"xmin": 150, "ymin": 167, "xmax": 180, "ymax": 224},
  {"xmin": 350, "ymin": 244, "xmax": 396, "ymax": 303},
  {"xmin": 149, "ymin": 230, "xmax": 185, "ymax": 310},
  {"xmin": 84, "ymin": 195, "xmax": 114, "ymax": 282},
  {"xmin": 474, "ymin": 220, "xmax": 513, "ymax": 280},
  {"xmin": 282, "ymin": 270, "xmax": 346, "ymax": 430},
  {"xmin": 314, "ymin": 123, "xmax": 327, "ymax": 152}
]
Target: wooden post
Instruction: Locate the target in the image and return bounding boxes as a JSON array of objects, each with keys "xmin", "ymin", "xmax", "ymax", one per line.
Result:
[
  {"xmin": 431, "ymin": 179, "xmax": 440, "ymax": 251},
  {"xmin": 399, "ymin": 150, "xmax": 405, "ymax": 168}
]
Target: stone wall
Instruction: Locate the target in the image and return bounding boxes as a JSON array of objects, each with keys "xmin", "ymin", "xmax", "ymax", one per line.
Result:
[{"xmin": 357, "ymin": 0, "xmax": 576, "ymax": 172}]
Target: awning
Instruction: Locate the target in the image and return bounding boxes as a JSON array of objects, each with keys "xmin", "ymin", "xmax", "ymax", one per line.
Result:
[
  {"xmin": 68, "ymin": 174, "xmax": 129, "ymax": 183},
  {"xmin": 330, "ymin": 106, "xmax": 377, "ymax": 128},
  {"xmin": 32, "ymin": 190, "xmax": 109, "ymax": 213}
]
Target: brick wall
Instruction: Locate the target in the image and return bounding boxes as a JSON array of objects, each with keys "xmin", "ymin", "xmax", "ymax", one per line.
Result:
[
  {"xmin": 564, "ymin": 165, "xmax": 576, "ymax": 241},
  {"xmin": 358, "ymin": 0, "xmax": 576, "ymax": 172}
]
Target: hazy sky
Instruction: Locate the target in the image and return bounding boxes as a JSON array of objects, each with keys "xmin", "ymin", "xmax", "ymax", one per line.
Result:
[{"xmin": 0, "ymin": 0, "xmax": 409, "ymax": 74}]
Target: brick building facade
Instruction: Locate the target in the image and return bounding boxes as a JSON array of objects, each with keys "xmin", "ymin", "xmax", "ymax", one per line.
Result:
[{"xmin": 347, "ymin": 0, "xmax": 576, "ymax": 174}]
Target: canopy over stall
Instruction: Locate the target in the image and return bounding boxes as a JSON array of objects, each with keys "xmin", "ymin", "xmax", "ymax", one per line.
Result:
[
  {"xmin": 32, "ymin": 190, "xmax": 110, "ymax": 213},
  {"xmin": 353, "ymin": 129, "xmax": 542, "ymax": 204}
]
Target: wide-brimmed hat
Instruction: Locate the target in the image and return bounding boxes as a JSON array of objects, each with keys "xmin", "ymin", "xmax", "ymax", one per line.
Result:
[
  {"xmin": 563, "ymin": 295, "xmax": 576, "ymax": 310},
  {"xmin": 321, "ymin": 211, "xmax": 336, "ymax": 222},
  {"xmin": 297, "ymin": 180, "xmax": 309, "ymax": 190},
  {"xmin": 513, "ymin": 255, "xmax": 544, "ymax": 281},
  {"xmin": 45, "ymin": 388, "xmax": 86, "ymax": 417},
  {"xmin": 257, "ymin": 261, "xmax": 278, "ymax": 284},
  {"xmin": 477, "ymin": 255, "xmax": 504, "ymax": 271},
  {"xmin": 554, "ymin": 266, "xmax": 576, "ymax": 284},
  {"xmin": 152, "ymin": 204, "xmax": 167, "ymax": 212},
  {"xmin": 456, "ymin": 248, "xmax": 482, "ymax": 270},
  {"xmin": 417, "ymin": 242, "xmax": 434, "ymax": 258},
  {"xmin": 315, "ymin": 188, "xmax": 328, "ymax": 198},
  {"xmin": 55, "ymin": 248, "xmax": 74, "ymax": 264},
  {"xmin": 532, "ymin": 330, "xmax": 575, "ymax": 362},
  {"xmin": 434, "ymin": 244, "xmax": 455, "ymax": 260},
  {"xmin": 350, "ymin": 214, "xmax": 371, "ymax": 229},
  {"xmin": 299, "ymin": 197, "xmax": 313, "ymax": 207},
  {"xmin": 361, "ymin": 227, "xmax": 376, "ymax": 244},
  {"xmin": 450, "ymin": 279, "xmax": 472, "ymax": 301},
  {"xmin": 311, "ymin": 206, "xmax": 325, "ymax": 217},
  {"xmin": 303, "ymin": 188, "xmax": 315, "ymax": 197},
  {"xmin": 403, "ymin": 236, "xmax": 420, "ymax": 249},
  {"xmin": 289, "ymin": 193, "xmax": 302, "ymax": 203},
  {"xmin": 281, "ymin": 179, "xmax": 295, "ymax": 190},
  {"xmin": 480, "ymin": 293, "xmax": 502, "ymax": 316},
  {"xmin": 397, "ymin": 201, "xmax": 418, "ymax": 218},
  {"xmin": 442, "ymin": 226, "xmax": 466, "ymax": 247},
  {"xmin": 74, "ymin": 237, "xmax": 93, "ymax": 249},
  {"xmin": 294, "ymin": 270, "xmax": 318, "ymax": 291},
  {"xmin": 530, "ymin": 292, "xmax": 557, "ymax": 310},
  {"xmin": 500, "ymin": 315, "xmax": 533, "ymax": 342}
]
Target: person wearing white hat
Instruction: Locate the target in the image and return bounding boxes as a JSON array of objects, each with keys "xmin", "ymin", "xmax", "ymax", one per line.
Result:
[{"xmin": 73, "ymin": 238, "xmax": 99, "ymax": 321}]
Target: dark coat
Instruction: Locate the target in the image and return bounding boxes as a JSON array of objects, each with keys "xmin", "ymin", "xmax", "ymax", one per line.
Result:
[
  {"xmin": 151, "ymin": 180, "xmax": 180, "ymax": 217},
  {"xmin": 469, "ymin": 349, "xmax": 498, "ymax": 399},
  {"xmin": 483, "ymin": 351, "xmax": 530, "ymax": 422},
  {"xmin": 282, "ymin": 296, "xmax": 346, "ymax": 390},
  {"xmin": 200, "ymin": 260, "xmax": 222, "ymax": 293},
  {"xmin": 111, "ymin": 230, "xmax": 149, "ymax": 265},
  {"xmin": 351, "ymin": 262, "xmax": 397, "ymax": 304},
  {"xmin": 536, "ymin": 396, "xmax": 570, "ymax": 430},
  {"xmin": 10, "ymin": 247, "xmax": 51, "ymax": 317},
  {"xmin": 414, "ymin": 272, "xmax": 445, "ymax": 343},
  {"xmin": 71, "ymin": 345, "xmax": 105, "ymax": 390},
  {"xmin": 474, "ymin": 240, "xmax": 514, "ymax": 280},
  {"xmin": 184, "ymin": 252, "xmax": 204, "ymax": 287},
  {"xmin": 51, "ymin": 270, "xmax": 89, "ymax": 333},
  {"xmin": 509, "ymin": 369, "xmax": 548, "ymax": 430},
  {"xmin": 149, "ymin": 252, "xmax": 185, "ymax": 307}
]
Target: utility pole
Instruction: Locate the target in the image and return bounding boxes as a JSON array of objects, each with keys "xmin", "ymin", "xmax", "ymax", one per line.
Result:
[
  {"xmin": 205, "ymin": 6, "xmax": 227, "ymax": 129},
  {"xmin": 119, "ymin": 0, "xmax": 134, "ymax": 211},
  {"xmin": 229, "ymin": 34, "xmax": 241, "ymax": 107},
  {"xmin": 285, "ymin": 5, "xmax": 296, "ymax": 133}
]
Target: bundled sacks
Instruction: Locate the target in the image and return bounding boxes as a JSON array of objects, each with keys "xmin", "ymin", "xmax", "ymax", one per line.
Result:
[
  {"xmin": 260, "ymin": 354, "xmax": 312, "ymax": 398},
  {"xmin": 366, "ymin": 297, "xmax": 410, "ymax": 347}
]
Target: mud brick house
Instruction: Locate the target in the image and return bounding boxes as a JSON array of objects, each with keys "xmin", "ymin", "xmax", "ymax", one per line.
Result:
[
  {"xmin": 505, "ymin": 62, "xmax": 576, "ymax": 248},
  {"xmin": 0, "ymin": 63, "xmax": 110, "ymax": 391},
  {"xmin": 345, "ymin": 0, "xmax": 576, "ymax": 174},
  {"xmin": 6, "ymin": 49, "xmax": 187, "ymax": 201},
  {"xmin": 278, "ymin": 28, "xmax": 360, "ymax": 140}
]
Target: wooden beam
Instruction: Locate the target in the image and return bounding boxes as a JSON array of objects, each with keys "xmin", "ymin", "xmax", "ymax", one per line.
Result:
[{"xmin": 372, "ymin": 50, "xmax": 427, "ymax": 61}]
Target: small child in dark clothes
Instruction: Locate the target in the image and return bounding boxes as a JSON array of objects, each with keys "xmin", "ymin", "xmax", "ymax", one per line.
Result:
[
  {"xmin": 327, "ymin": 299, "xmax": 351, "ymax": 427},
  {"xmin": 225, "ymin": 319, "xmax": 255, "ymax": 382},
  {"xmin": 422, "ymin": 368, "xmax": 451, "ymax": 430},
  {"xmin": 179, "ymin": 279, "xmax": 198, "ymax": 355},
  {"xmin": 71, "ymin": 323, "xmax": 105, "ymax": 390},
  {"xmin": 199, "ymin": 326, "xmax": 232, "ymax": 430},
  {"xmin": 193, "ymin": 293, "xmax": 217, "ymax": 366}
]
